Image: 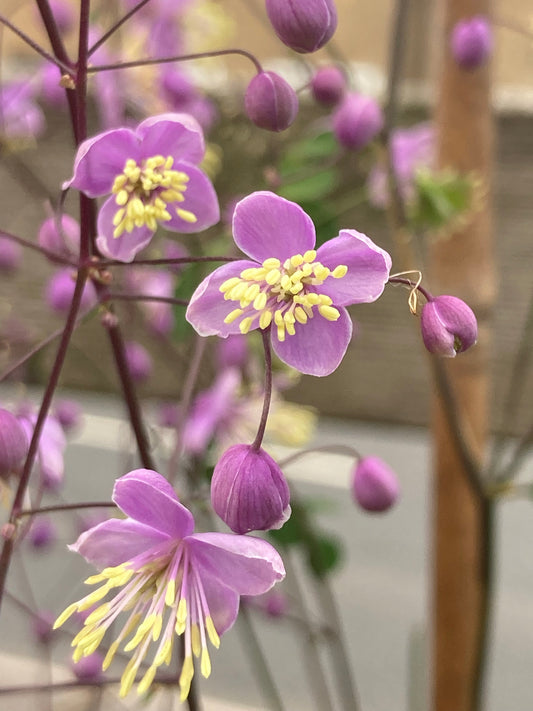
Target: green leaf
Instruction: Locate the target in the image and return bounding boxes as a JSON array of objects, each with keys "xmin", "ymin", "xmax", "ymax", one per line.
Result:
[
  {"xmin": 171, "ymin": 262, "xmax": 203, "ymax": 342},
  {"xmin": 279, "ymin": 169, "xmax": 337, "ymax": 203},
  {"xmin": 410, "ymin": 168, "xmax": 475, "ymax": 231},
  {"xmin": 279, "ymin": 132, "xmax": 337, "ymax": 175},
  {"xmin": 307, "ymin": 534, "xmax": 343, "ymax": 578}
]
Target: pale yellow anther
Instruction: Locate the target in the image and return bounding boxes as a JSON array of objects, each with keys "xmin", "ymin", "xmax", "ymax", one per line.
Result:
[
  {"xmin": 102, "ymin": 641, "xmax": 119, "ymax": 671},
  {"xmin": 318, "ymin": 305, "xmax": 341, "ymax": 321},
  {"xmin": 53, "ymin": 602, "xmax": 79, "ymax": 629},
  {"xmin": 165, "ymin": 580, "xmax": 176, "ymax": 606},
  {"xmin": 84, "ymin": 603, "xmax": 111, "ymax": 625},
  {"xmin": 119, "ymin": 658, "xmax": 139, "ymax": 698},
  {"xmin": 201, "ymin": 648, "xmax": 212, "ymax": 678},
  {"xmin": 259, "ymin": 311, "xmax": 273, "ymax": 329},
  {"xmin": 277, "ymin": 324, "xmax": 286, "ymax": 342},
  {"xmin": 240, "ymin": 267, "xmax": 263, "ymax": 280},
  {"xmin": 152, "ymin": 614, "xmax": 163, "ymax": 641},
  {"xmin": 280, "ymin": 275, "xmax": 291, "ymax": 290},
  {"xmin": 81, "ymin": 629, "xmax": 106, "ymax": 656},
  {"xmin": 137, "ymin": 665, "xmax": 158, "ymax": 695},
  {"xmin": 239, "ymin": 317, "xmax": 254, "ymax": 335},
  {"xmin": 179, "ymin": 656, "xmax": 195, "ymax": 701},
  {"xmin": 176, "ymin": 208, "xmax": 197, "ymax": 223},
  {"xmin": 262, "ymin": 257, "xmax": 281, "ymax": 269},
  {"xmin": 205, "ymin": 617, "xmax": 220, "ymax": 648},
  {"xmin": 154, "ymin": 639, "xmax": 172, "ymax": 666},
  {"xmin": 224, "ymin": 308, "xmax": 243, "ymax": 324},
  {"xmin": 219, "ymin": 277, "xmax": 240, "ymax": 293},
  {"xmin": 318, "ymin": 295, "xmax": 333, "ymax": 305},
  {"xmin": 228, "ymin": 283, "xmax": 248, "ymax": 300},
  {"xmin": 284, "ymin": 311, "xmax": 295, "ymax": 324},
  {"xmin": 177, "ymin": 598, "xmax": 187, "ymax": 625},
  {"xmin": 313, "ymin": 266, "xmax": 330, "ymax": 281},
  {"xmin": 253, "ymin": 292, "xmax": 268, "ymax": 310},
  {"xmin": 303, "ymin": 250, "xmax": 317, "ymax": 263},
  {"xmin": 245, "ymin": 283, "xmax": 260, "ymax": 301},
  {"xmin": 289, "ymin": 282, "xmax": 304, "ymax": 294},
  {"xmin": 290, "ymin": 254, "xmax": 304, "ymax": 267},
  {"xmin": 306, "ymin": 293, "xmax": 320, "ymax": 305},
  {"xmin": 274, "ymin": 310, "xmax": 284, "ymax": 326},
  {"xmin": 332, "ymin": 265, "xmax": 348, "ymax": 278},
  {"xmin": 191, "ymin": 624, "xmax": 201, "ymax": 657},
  {"xmin": 78, "ymin": 584, "xmax": 110, "ymax": 610},
  {"xmin": 115, "ymin": 189, "xmax": 129, "ymax": 206},
  {"xmin": 301, "ymin": 263, "xmax": 313, "ymax": 277},
  {"xmin": 286, "ymin": 322, "xmax": 296, "ymax": 335},
  {"xmin": 265, "ymin": 269, "xmax": 281, "ymax": 285},
  {"xmin": 294, "ymin": 306, "xmax": 308, "ymax": 324}
]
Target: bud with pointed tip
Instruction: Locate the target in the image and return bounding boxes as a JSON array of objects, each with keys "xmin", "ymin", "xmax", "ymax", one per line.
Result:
[
  {"xmin": 265, "ymin": 0, "xmax": 338, "ymax": 53},
  {"xmin": 352, "ymin": 456, "xmax": 399, "ymax": 513},
  {"xmin": 421, "ymin": 295, "xmax": 477, "ymax": 357},
  {"xmin": 211, "ymin": 444, "xmax": 291, "ymax": 534},
  {"xmin": 332, "ymin": 92, "xmax": 383, "ymax": 150},
  {"xmin": 311, "ymin": 66, "xmax": 346, "ymax": 106},
  {"xmin": 0, "ymin": 408, "xmax": 28, "ymax": 479},
  {"xmin": 245, "ymin": 72, "xmax": 298, "ymax": 132},
  {"xmin": 451, "ymin": 16, "xmax": 492, "ymax": 69}
]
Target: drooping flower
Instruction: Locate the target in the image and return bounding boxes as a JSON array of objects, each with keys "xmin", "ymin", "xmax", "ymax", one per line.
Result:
[
  {"xmin": 64, "ymin": 114, "xmax": 220, "ymax": 262},
  {"xmin": 186, "ymin": 191, "xmax": 392, "ymax": 376},
  {"xmin": 367, "ymin": 123, "xmax": 434, "ymax": 209},
  {"xmin": 245, "ymin": 72, "xmax": 299, "ymax": 132},
  {"xmin": 265, "ymin": 0, "xmax": 338, "ymax": 53},
  {"xmin": 0, "ymin": 408, "xmax": 29, "ymax": 480},
  {"xmin": 45, "ymin": 269, "xmax": 97, "ymax": 314},
  {"xmin": 332, "ymin": 92, "xmax": 383, "ymax": 150},
  {"xmin": 54, "ymin": 469, "xmax": 285, "ymax": 700},
  {"xmin": 420, "ymin": 295, "xmax": 477, "ymax": 356},
  {"xmin": 450, "ymin": 16, "xmax": 493, "ymax": 70},
  {"xmin": 211, "ymin": 444, "xmax": 291, "ymax": 534},
  {"xmin": 18, "ymin": 412, "xmax": 66, "ymax": 490},
  {"xmin": 311, "ymin": 65, "xmax": 346, "ymax": 107}
]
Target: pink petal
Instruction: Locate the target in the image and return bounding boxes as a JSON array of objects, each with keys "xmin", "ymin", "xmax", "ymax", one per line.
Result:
[
  {"xmin": 136, "ymin": 113, "xmax": 205, "ymax": 165},
  {"xmin": 113, "ymin": 469, "xmax": 194, "ymax": 539},
  {"xmin": 70, "ymin": 518, "xmax": 170, "ymax": 569},
  {"xmin": 64, "ymin": 128, "xmax": 139, "ymax": 197},
  {"xmin": 233, "ymin": 192, "xmax": 316, "ymax": 263},
  {"xmin": 316, "ymin": 230, "xmax": 392, "ymax": 306},
  {"xmin": 198, "ymin": 574, "xmax": 239, "ymax": 636},
  {"xmin": 272, "ymin": 306, "xmax": 353, "ymax": 376},
  {"xmin": 96, "ymin": 196, "xmax": 153, "ymax": 262},
  {"xmin": 187, "ymin": 532, "xmax": 285, "ymax": 596},
  {"xmin": 186, "ymin": 260, "xmax": 258, "ymax": 337},
  {"xmin": 164, "ymin": 162, "xmax": 220, "ymax": 233}
]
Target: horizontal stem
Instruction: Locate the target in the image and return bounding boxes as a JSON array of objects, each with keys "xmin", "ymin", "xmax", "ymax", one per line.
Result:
[
  {"xmin": 387, "ymin": 276, "xmax": 432, "ymax": 302},
  {"xmin": 278, "ymin": 444, "xmax": 361, "ymax": 469},
  {"xmin": 88, "ymin": 0, "xmax": 152, "ymax": 57},
  {"xmin": 86, "ymin": 47, "xmax": 263, "ymax": 74},
  {"xmin": 17, "ymin": 502, "xmax": 116, "ymax": 518},
  {"xmin": 0, "ymin": 229, "xmax": 77, "ymax": 267},
  {"xmin": 101, "ymin": 255, "xmax": 238, "ymax": 267}
]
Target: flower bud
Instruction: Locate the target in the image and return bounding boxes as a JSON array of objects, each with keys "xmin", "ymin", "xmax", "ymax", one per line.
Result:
[
  {"xmin": 0, "ymin": 237, "xmax": 22, "ymax": 273},
  {"xmin": 54, "ymin": 398, "xmax": 82, "ymax": 432},
  {"xmin": 311, "ymin": 66, "xmax": 346, "ymax": 106},
  {"xmin": 38, "ymin": 214, "xmax": 80, "ymax": 261},
  {"xmin": 211, "ymin": 444, "xmax": 290, "ymax": 534},
  {"xmin": 352, "ymin": 456, "xmax": 399, "ymax": 513},
  {"xmin": 0, "ymin": 408, "xmax": 28, "ymax": 479},
  {"xmin": 45, "ymin": 269, "xmax": 97, "ymax": 314},
  {"xmin": 245, "ymin": 72, "xmax": 298, "ymax": 132},
  {"xmin": 124, "ymin": 341, "xmax": 153, "ymax": 383},
  {"xmin": 451, "ymin": 16, "xmax": 492, "ymax": 69},
  {"xmin": 71, "ymin": 652, "xmax": 104, "ymax": 681},
  {"xmin": 28, "ymin": 518, "xmax": 57, "ymax": 548},
  {"xmin": 332, "ymin": 92, "xmax": 383, "ymax": 150},
  {"xmin": 265, "ymin": 0, "xmax": 338, "ymax": 53},
  {"xmin": 420, "ymin": 295, "xmax": 477, "ymax": 357}
]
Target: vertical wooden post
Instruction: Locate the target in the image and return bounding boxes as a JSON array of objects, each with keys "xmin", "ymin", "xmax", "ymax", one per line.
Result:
[{"xmin": 430, "ymin": 2, "xmax": 495, "ymax": 710}]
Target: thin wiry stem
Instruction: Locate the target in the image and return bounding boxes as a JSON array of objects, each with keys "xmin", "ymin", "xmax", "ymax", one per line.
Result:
[
  {"xmin": 0, "ymin": 13, "xmax": 72, "ymax": 73},
  {"xmin": 252, "ymin": 328, "xmax": 273, "ymax": 451},
  {"xmin": 87, "ymin": 48, "xmax": 263, "ymax": 74},
  {"xmin": 89, "ymin": 0, "xmax": 153, "ymax": 57}
]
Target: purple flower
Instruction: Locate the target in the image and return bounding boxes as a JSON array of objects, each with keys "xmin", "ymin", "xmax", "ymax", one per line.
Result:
[
  {"xmin": 265, "ymin": 0, "xmax": 338, "ymax": 53},
  {"xmin": 186, "ymin": 192, "xmax": 392, "ymax": 376},
  {"xmin": 420, "ymin": 295, "xmax": 478, "ymax": 356},
  {"xmin": 0, "ymin": 408, "xmax": 29, "ymax": 479},
  {"xmin": 368, "ymin": 123, "xmax": 434, "ymax": 209},
  {"xmin": 311, "ymin": 66, "xmax": 346, "ymax": 107},
  {"xmin": 451, "ymin": 16, "xmax": 493, "ymax": 69},
  {"xmin": 38, "ymin": 214, "xmax": 80, "ymax": 261},
  {"xmin": 45, "ymin": 269, "xmax": 97, "ymax": 314},
  {"xmin": 0, "ymin": 237, "xmax": 22, "ymax": 273},
  {"xmin": 211, "ymin": 444, "xmax": 291, "ymax": 534},
  {"xmin": 28, "ymin": 517, "xmax": 57, "ymax": 548},
  {"xmin": 19, "ymin": 413, "xmax": 66, "ymax": 490},
  {"xmin": 332, "ymin": 92, "xmax": 383, "ymax": 150},
  {"xmin": 64, "ymin": 114, "xmax": 220, "ymax": 263},
  {"xmin": 124, "ymin": 341, "xmax": 153, "ymax": 383},
  {"xmin": 54, "ymin": 468, "xmax": 285, "ymax": 700},
  {"xmin": 352, "ymin": 456, "xmax": 399, "ymax": 512},
  {"xmin": 0, "ymin": 81, "xmax": 45, "ymax": 144},
  {"xmin": 245, "ymin": 72, "xmax": 299, "ymax": 132},
  {"xmin": 124, "ymin": 267, "xmax": 176, "ymax": 336}
]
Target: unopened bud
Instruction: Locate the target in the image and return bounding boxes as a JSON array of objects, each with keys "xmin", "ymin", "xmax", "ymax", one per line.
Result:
[
  {"xmin": 352, "ymin": 456, "xmax": 399, "ymax": 513},
  {"xmin": 0, "ymin": 237, "xmax": 22, "ymax": 273},
  {"xmin": 245, "ymin": 72, "xmax": 298, "ymax": 132},
  {"xmin": 211, "ymin": 444, "xmax": 291, "ymax": 534},
  {"xmin": 332, "ymin": 92, "xmax": 383, "ymax": 150},
  {"xmin": 451, "ymin": 16, "xmax": 493, "ymax": 69},
  {"xmin": 124, "ymin": 341, "xmax": 153, "ymax": 383},
  {"xmin": 265, "ymin": 0, "xmax": 338, "ymax": 53},
  {"xmin": 0, "ymin": 408, "xmax": 29, "ymax": 479},
  {"xmin": 45, "ymin": 269, "xmax": 97, "ymax": 314},
  {"xmin": 38, "ymin": 215, "xmax": 80, "ymax": 261},
  {"xmin": 72, "ymin": 652, "xmax": 104, "ymax": 681},
  {"xmin": 28, "ymin": 518, "xmax": 56, "ymax": 548},
  {"xmin": 311, "ymin": 66, "xmax": 346, "ymax": 106},
  {"xmin": 420, "ymin": 295, "xmax": 477, "ymax": 357}
]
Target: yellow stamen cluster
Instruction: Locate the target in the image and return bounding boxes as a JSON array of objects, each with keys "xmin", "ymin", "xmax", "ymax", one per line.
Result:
[
  {"xmin": 111, "ymin": 155, "xmax": 197, "ymax": 238},
  {"xmin": 220, "ymin": 250, "xmax": 348, "ymax": 342},
  {"xmin": 53, "ymin": 559, "xmax": 220, "ymax": 701}
]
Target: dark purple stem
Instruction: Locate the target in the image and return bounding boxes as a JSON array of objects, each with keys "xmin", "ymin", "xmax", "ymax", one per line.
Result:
[
  {"xmin": 17, "ymin": 502, "xmax": 116, "ymax": 518},
  {"xmin": 102, "ymin": 255, "xmax": 238, "ymax": 267},
  {"xmin": 103, "ymin": 293, "xmax": 189, "ymax": 307},
  {"xmin": 0, "ymin": 13, "xmax": 72, "ymax": 73},
  {"xmin": 387, "ymin": 276, "xmax": 433, "ymax": 303},
  {"xmin": 252, "ymin": 327, "xmax": 273, "ymax": 451},
  {"xmin": 87, "ymin": 47, "xmax": 263, "ymax": 74},
  {"xmin": 88, "ymin": 0, "xmax": 153, "ymax": 57},
  {"xmin": 0, "ymin": 229, "xmax": 77, "ymax": 266}
]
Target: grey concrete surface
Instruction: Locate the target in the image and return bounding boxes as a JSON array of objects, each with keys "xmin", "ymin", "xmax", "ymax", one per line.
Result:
[{"xmin": 0, "ymin": 392, "xmax": 532, "ymax": 710}]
